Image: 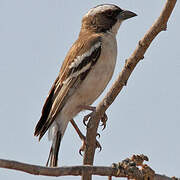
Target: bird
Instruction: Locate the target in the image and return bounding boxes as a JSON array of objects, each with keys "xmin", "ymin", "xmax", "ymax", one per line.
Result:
[{"xmin": 34, "ymin": 4, "xmax": 137, "ymax": 167}]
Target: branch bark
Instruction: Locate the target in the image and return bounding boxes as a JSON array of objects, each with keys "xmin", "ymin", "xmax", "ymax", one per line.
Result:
[
  {"xmin": 0, "ymin": 158, "xmax": 177, "ymax": 180},
  {"xmin": 82, "ymin": 0, "xmax": 177, "ymax": 179}
]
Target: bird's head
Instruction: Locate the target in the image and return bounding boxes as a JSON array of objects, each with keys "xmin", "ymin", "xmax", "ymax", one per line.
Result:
[{"xmin": 81, "ymin": 4, "xmax": 137, "ymax": 35}]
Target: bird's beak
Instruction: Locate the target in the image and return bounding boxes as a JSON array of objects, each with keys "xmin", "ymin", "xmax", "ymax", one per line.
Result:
[{"xmin": 117, "ymin": 10, "xmax": 137, "ymax": 20}]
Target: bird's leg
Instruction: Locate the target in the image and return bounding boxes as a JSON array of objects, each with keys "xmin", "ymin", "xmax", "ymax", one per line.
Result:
[
  {"xmin": 70, "ymin": 119, "xmax": 102, "ymax": 155},
  {"xmin": 79, "ymin": 105, "xmax": 108, "ymax": 130}
]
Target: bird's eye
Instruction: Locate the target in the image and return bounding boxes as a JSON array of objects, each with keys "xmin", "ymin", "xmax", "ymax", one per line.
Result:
[{"xmin": 106, "ymin": 11, "xmax": 114, "ymax": 17}]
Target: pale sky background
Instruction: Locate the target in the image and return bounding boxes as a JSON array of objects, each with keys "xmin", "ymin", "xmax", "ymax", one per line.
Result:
[{"xmin": 0, "ymin": 0, "xmax": 179, "ymax": 180}]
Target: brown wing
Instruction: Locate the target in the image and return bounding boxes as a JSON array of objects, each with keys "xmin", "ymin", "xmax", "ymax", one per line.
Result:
[
  {"xmin": 34, "ymin": 76, "xmax": 59, "ymax": 137},
  {"xmin": 34, "ymin": 33, "xmax": 102, "ymax": 140}
]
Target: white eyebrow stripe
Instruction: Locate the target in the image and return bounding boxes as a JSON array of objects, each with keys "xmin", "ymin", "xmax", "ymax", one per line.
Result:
[
  {"xmin": 63, "ymin": 62, "xmax": 91, "ymax": 85},
  {"xmin": 69, "ymin": 42, "xmax": 101, "ymax": 69}
]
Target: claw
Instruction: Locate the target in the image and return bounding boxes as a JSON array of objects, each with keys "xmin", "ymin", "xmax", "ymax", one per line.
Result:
[
  {"xmin": 101, "ymin": 122, "xmax": 106, "ymax": 131},
  {"xmin": 79, "ymin": 147, "xmax": 84, "ymax": 156},
  {"xmin": 100, "ymin": 113, "xmax": 108, "ymax": 130},
  {"xmin": 96, "ymin": 133, "xmax": 101, "ymax": 138},
  {"xmin": 79, "ymin": 139, "xmax": 86, "ymax": 156},
  {"xmin": 83, "ymin": 112, "xmax": 93, "ymax": 126},
  {"xmin": 79, "ymin": 149, "xmax": 82, "ymax": 156},
  {"xmin": 83, "ymin": 119, "xmax": 87, "ymax": 126},
  {"xmin": 96, "ymin": 141, "xmax": 102, "ymax": 152},
  {"xmin": 102, "ymin": 125, "xmax": 106, "ymax": 131}
]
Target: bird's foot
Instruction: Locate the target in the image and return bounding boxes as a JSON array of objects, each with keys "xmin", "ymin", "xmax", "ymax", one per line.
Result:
[
  {"xmin": 70, "ymin": 119, "xmax": 102, "ymax": 156},
  {"xmin": 79, "ymin": 134, "xmax": 102, "ymax": 156},
  {"xmin": 79, "ymin": 105, "xmax": 108, "ymax": 130}
]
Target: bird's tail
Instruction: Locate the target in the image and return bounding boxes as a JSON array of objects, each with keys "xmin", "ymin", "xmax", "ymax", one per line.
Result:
[{"xmin": 46, "ymin": 130, "xmax": 62, "ymax": 167}]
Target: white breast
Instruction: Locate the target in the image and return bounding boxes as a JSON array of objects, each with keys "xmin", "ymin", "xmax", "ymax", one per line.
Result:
[{"xmin": 78, "ymin": 32, "xmax": 117, "ymax": 104}]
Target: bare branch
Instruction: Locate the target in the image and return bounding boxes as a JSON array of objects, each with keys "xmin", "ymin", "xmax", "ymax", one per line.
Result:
[
  {"xmin": 0, "ymin": 159, "xmax": 114, "ymax": 177},
  {"xmin": 82, "ymin": 1, "xmax": 177, "ymax": 175},
  {"xmin": 0, "ymin": 157, "xmax": 178, "ymax": 180}
]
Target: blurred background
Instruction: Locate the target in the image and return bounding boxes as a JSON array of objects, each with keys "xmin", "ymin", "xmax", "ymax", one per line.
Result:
[{"xmin": 0, "ymin": 0, "xmax": 179, "ymax": 179}]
